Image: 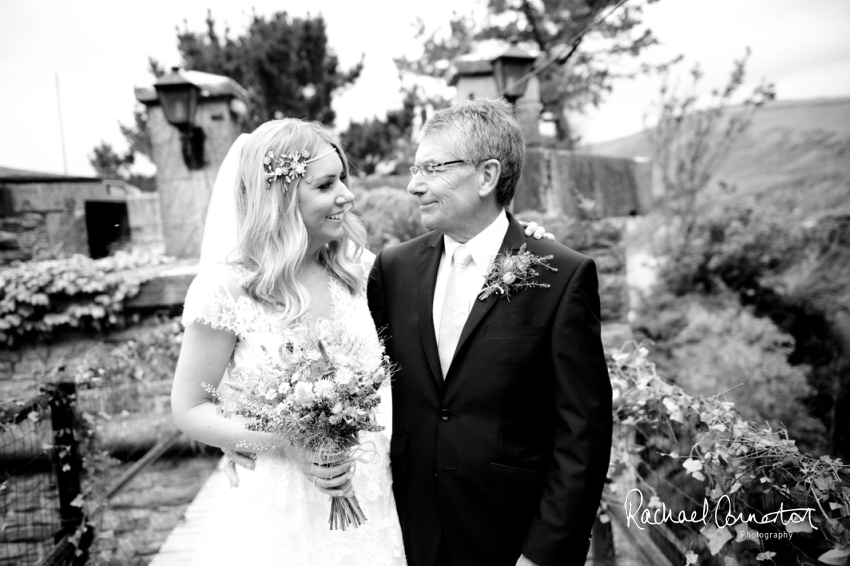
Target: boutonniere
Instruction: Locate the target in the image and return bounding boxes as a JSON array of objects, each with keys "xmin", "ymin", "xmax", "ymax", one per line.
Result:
[{"xmin": 478, "ymin": 243, "xmax": 558, "ymax": 301}]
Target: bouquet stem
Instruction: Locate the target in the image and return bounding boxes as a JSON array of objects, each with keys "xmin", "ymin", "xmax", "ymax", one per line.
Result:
[{"xmin": 328, "ymin": 480, "xmax": 367, "ymax": 530}]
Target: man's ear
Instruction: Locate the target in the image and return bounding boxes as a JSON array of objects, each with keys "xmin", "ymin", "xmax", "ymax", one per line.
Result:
[{"xmin": 477, "ymin": 159, "xmax": 501, "ymax": 199}]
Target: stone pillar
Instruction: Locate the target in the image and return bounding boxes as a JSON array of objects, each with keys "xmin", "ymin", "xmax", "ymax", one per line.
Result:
[
  {"xmin": 135, "ymin": 71, "xmax": 249, "ymax": 259},
  {"xmin": 515, "ymin": 76, "xmax": 543, "ymax": 146}
]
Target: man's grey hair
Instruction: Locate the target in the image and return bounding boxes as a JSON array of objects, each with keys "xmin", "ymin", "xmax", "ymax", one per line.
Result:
[{"xmin": 420, "ymin": 98, "xmax": 525, "ymax": 207}]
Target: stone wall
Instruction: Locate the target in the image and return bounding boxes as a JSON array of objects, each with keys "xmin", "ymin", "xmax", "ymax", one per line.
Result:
[
  {"xmin": 127, "ymin": 193, "xmax": 165, "ymax": 249},
  {"xmin": 0, "ymin": 180, "xmax": 164, "ymax": 264},
  {"xmin": 514, "ymin": 148, "xmax": 652, "ymax": 219},
  {"xmin": 0, "ymin": 212, "xmax": 51, "ymax": 264},
  {"xmin": 0, "ymin": 180, "xmax": 104, "ymax": 262}
]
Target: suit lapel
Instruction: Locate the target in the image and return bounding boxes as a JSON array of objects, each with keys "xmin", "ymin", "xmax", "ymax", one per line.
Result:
[
  {"xmin": 451, "ymin": 214, "xmax": 527, "ymax": 363},
  {"xmin": 417, "ymin": 232, "xmax": 445, "ymax": 388}
]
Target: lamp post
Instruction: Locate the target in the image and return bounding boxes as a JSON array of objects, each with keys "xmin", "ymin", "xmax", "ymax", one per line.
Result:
[
  {"xmin": 154, "ymin": 67, "xmax": 205, "ymax": 170},
  {"xmin": 136, "ymin": 68, "xmax": 248, "ymax": 258},
  {"xmin": 447, "ymin": 41, "xmax": 541, "ymax": 143},
  {"xmin": 491, "ymin": 40, "xmax": 537, "ymax": 104}
]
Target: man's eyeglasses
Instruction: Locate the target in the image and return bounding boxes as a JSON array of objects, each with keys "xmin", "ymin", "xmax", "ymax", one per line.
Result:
[{"xmin": 409, "ymin": 160, "xmax": 469, "ymax": 177}]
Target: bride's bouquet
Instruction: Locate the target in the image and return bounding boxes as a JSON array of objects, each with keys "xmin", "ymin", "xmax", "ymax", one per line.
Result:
[{"xmin": 205, "ymin": 322, "xmax": 394, "ymax": 530}]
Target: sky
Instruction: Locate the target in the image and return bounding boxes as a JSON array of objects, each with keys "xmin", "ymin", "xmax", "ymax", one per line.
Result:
[{"xmin": 1, "ymin": 0, "xmax": 849, "ymax": 177}]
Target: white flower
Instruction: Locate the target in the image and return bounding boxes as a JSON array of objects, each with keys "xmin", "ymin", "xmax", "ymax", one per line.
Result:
[
  {"xmin": 277, "ymin": 381, "xmax": 291, "ymax": 395},
  {"xmin": 293, "ymin": 382, "xmax": 315, "ymax": 405},
  {"xmin": 683, "ymin": 458, "xmax": 706, "ymax": 481},
  {"xmin": 264, "ymin": 388, "xmax": 278, "ymax": 401},
  {"xmin": 314, "ymin": 380, "xmax": 335, "ymax": 398},
  {"xmin": 331, "ymin": 402, "xmax": 343, "ymax": 415},
  {"xmin": 334, "ymin": 367, "xmax": 354, "ymax": 386}
]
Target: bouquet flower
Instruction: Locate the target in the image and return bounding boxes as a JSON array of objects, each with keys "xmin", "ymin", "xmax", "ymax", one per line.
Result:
[
  {"xmin": 478, "ymin": 243, "xmax": 557, "ymax": 301},
  {"xmin": 205, "ymin": 321, "xmax": 394, "ymax": 530}
]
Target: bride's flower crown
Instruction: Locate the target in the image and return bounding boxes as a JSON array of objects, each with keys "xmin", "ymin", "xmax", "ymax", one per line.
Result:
[{"xmin": 262, "ymin": 147, "xmax": 336, "ymax": 190}]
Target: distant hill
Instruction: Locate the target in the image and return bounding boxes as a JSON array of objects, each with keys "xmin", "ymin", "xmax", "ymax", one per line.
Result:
[{"xmin": 585, "ymin": 97, "xmax": 850, "ymax": 216}]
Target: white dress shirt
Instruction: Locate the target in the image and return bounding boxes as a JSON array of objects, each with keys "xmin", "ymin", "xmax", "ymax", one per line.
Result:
[{"xmin": 432, "ymin": 210, "xmax": 510, "ymax": 338}]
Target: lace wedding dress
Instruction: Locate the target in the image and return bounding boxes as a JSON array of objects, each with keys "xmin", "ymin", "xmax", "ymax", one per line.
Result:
[{"xmin": 182, "ymin": 260, "xmax": 406, "ymax": 566}]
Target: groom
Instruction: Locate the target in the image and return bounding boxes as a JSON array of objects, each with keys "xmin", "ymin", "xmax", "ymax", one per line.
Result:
[{"xmin": 367, "ymin": 99, "xmax": 612, "ymax": 566}]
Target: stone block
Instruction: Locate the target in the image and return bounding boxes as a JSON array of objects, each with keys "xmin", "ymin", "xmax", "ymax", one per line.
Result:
[
  {"xmin": 0, "ymin": 213, "xmax": 48, "ymax": 264},
  {"xmin": 0, "ymin": 230, "xmax": 19, "ymax": 250},
  {"xmin": 125, "ymin": 272, "xmax": 195, "ymax": 309}
]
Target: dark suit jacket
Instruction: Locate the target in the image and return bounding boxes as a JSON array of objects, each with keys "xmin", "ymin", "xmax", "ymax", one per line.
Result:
[{"xmin": 367, "ymin": 213, "xmax": 613, "ymax": 566}]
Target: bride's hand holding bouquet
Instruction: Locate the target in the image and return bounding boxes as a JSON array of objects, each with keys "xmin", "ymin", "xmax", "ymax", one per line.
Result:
[{"xmin": 205, "ymin": 320, "xmax": 394, "ymax": 530}]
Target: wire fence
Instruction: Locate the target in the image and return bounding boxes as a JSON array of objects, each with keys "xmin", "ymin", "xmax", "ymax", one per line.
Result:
[
  {"xmin": 612, "ymin": 423, "xmax": 823, "ymax": 566},
  {"xmin": 1, "ymin": 381, "xmax": 218, "ymax": 566},
  {"xmin": 1, "ymin": 394, "xmax": 60, "ymax": 566}
]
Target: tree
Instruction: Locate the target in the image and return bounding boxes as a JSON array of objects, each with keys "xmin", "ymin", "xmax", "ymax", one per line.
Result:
[
  {"xmin": 395, "ymin": 0, "xmax": 661, "ymax": 147},
  {"xmin": 89, "ymin": 141, "xmax": 133, "ymax": 180},
  {"xmin": 176, "ymin": 10, "xmax": 362, "ymax": 128},
  {"xmin": 93, "ymin": 11, "xmax": 361, "ymax": 183},
  {"xmin": 340, "ymin": 91, "xmax": 417, "ymax": 175},
  {"xmin": 88, "ymin": 141, "xmax": 157, "ymax": 192},
  {"xmin": 646, "ymin": 50, "xmax": 775, "ymax": 264}
]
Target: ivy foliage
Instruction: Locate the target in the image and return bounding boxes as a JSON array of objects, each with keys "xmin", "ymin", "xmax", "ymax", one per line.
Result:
[
  {"xmin": 0, "ymin": 249, "xmax": 173, "ymax": 346},
  {"xmin": 610, "ymin": 343, "xmax": 850, "ymax": 565},
  {"xmin": 71, "ymin": 318, "xmax": 184, "ymax": 389}
]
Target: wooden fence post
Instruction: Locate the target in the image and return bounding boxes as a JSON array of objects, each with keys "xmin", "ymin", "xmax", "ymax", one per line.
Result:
[
  {"xmin": 46, "ymin": 382, "xmax": 94, "ymax": 565},
  {"xmin": 49, "ymin": 383, "xmax": 83, "ymax": 534}
]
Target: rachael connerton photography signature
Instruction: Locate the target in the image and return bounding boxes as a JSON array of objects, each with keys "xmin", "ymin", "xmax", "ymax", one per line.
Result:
[{"xmin": 624, "ymin": 488, "xmax": 817, "ymax": 531}]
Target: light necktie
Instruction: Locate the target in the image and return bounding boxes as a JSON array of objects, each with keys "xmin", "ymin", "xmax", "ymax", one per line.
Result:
[{"xmin": 438, "ymin": 245, "xmax": 474, "ymax": 378}]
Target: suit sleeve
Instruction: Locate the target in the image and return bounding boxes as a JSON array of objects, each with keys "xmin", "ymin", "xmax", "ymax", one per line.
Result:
[{"xmin": 521, "ymin": 258, "xmax": 613, "ymax": 566}]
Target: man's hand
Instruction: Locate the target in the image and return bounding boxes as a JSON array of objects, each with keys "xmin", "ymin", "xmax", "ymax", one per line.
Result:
[
  {"xmin": 520, "ymin": 221, "xmax": 555, "ymax": 241},
  {"xmin": 516, "ymin": 554, "xmax": 540, "ymax": 566},
  {"xmin": 222, "ymin": 449, "xmax": 256, "ymax": 488}
]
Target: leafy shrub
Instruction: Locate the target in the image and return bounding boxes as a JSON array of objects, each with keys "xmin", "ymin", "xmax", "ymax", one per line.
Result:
[
  {"xmin": 635, "ymin": 287, "xmax": 825, "ymax": 454},
  {"xmin": 671, "ymin": 299, "xmax": 826, "ymax": 454},
  {"xmin": 0, "ymin": 249, "xmax": 173, "ymax": 346},
  {"xmin": 648, "ymin": 205, "xmax": 850, "ymax": 458},
  {"xmin": 71, "ymin": 317, "xmax": 183, "ymax": 390},
  {"xmin": 354, "ymin": 187, "xmax": 427, "ymax": 250},
  {"xmin": 657, "ymin": 206, "xmax": 808, "ymax": 297}
]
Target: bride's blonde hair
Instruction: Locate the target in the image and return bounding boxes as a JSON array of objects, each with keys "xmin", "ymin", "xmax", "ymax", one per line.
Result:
[{"xmin": 234, "ymin": 118, "xmax": 366, "ymax": 323}]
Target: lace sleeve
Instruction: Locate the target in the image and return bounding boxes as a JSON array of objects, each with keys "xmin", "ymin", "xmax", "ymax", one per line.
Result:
[{"xmin": 182, "ymin": 264, "xmax": 246, "ymax": 337}]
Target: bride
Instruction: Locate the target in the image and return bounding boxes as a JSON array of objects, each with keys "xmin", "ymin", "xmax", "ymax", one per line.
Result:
[{"xmin": 170, "ymin": 119, "xmax": 406, "ymax": 565}]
